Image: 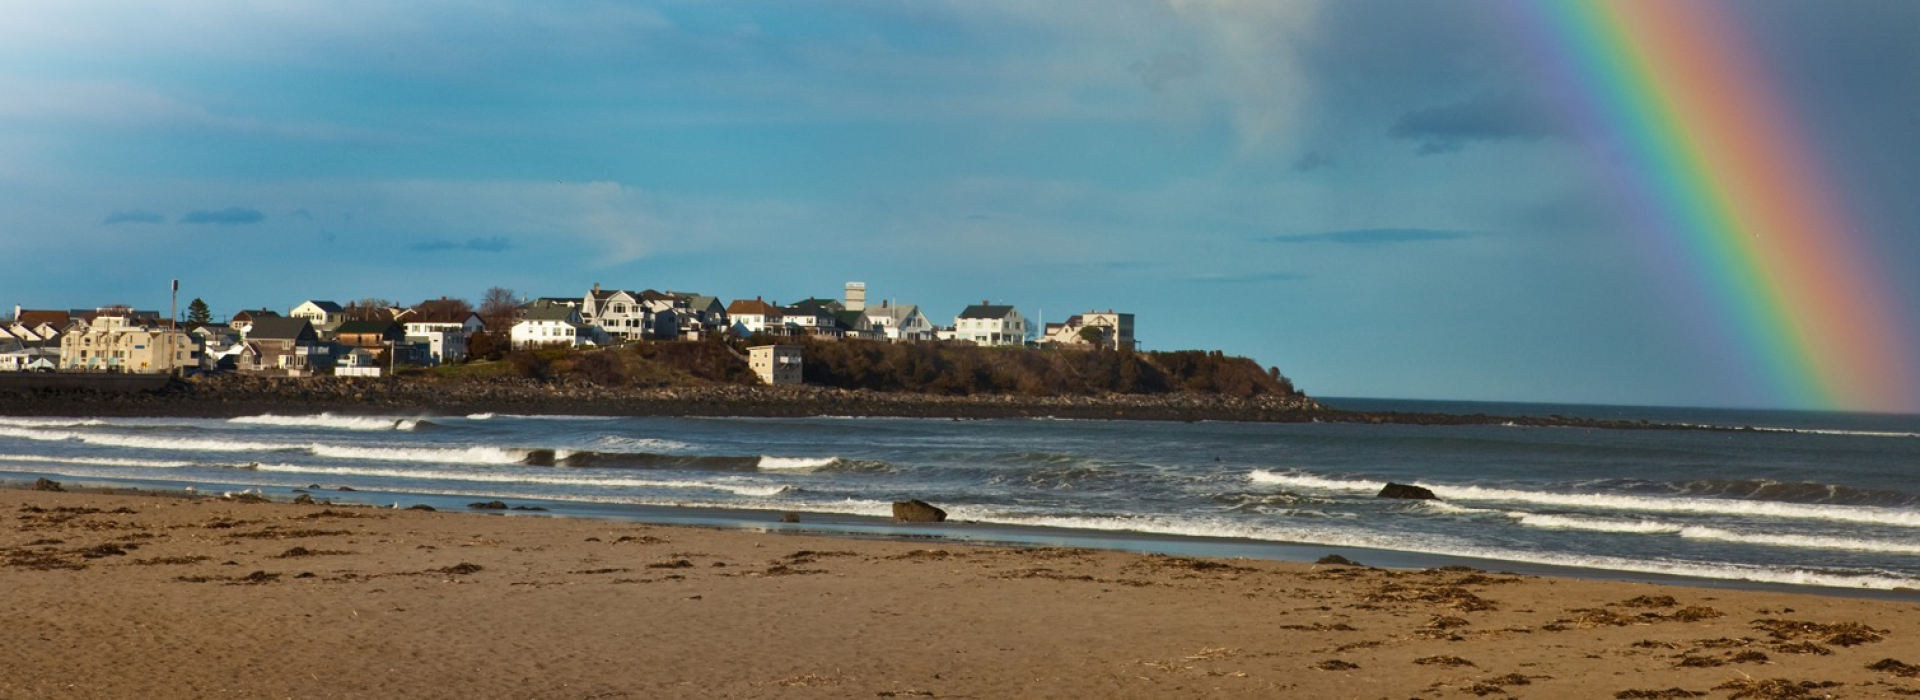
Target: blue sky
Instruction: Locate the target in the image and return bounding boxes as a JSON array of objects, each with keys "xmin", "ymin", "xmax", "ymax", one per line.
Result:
[{"xmin": 4, "ymin": 1, "xmax": 1918, "ymax": 410}]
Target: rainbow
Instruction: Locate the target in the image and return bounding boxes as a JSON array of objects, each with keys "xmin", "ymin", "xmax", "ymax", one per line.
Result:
[{"xmin": 1516, "ymin": 1, "xmax": 1916, "ymax": 412}]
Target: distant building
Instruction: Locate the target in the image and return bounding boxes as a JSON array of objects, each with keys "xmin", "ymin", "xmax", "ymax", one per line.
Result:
[
  {"xmin": 239, "ymin": 317, "xmax": 327, "ymax": 376},
  {"xmin": 953, "ymin": 302, "xmax": 1029, "ymax": 347},
  {"xmin": 288, "ymin": 300, "xmax": 346, "ymax": 333},
  {"xmin": 726, "ymin": 298, "xmax": 789, "ymax": 337},
  {"xmin": 58, "ymin": 310, "xmax": 200, "ymax": 373},
  {"xmin": 748, "ymin": 344, "xmax": 803, "ymax": 385},
  {"xmin": 1041, "ymin": 310, "xmax": 1136, "ymax": 350},
  {"xmin": 863, "ymin": 300, "xmax": 935, "ymax": 342},
  {"xmin": 511, "ymin": 305, "xmax": 590, "ymax": 349}
]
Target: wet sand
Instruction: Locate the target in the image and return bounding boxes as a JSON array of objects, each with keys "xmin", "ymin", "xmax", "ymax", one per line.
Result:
[{"xmin": 4, "ymin": 487, "xmax": 1919, "ymax": 699}]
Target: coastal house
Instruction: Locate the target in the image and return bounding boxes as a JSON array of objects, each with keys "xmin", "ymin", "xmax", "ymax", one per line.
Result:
[
  {"xmin": 288, "ymin": 300, "xmax": 346, "ymax": 333},
  {"xmin": 863, "ymin": 301, "xmax": 936, "ymax": 342},
  {"xmin": 187, "ymin": 323, "xmax": 245, "ymax": 371},
  {"xmin": 58, "ymin": 310, "xmax": 201, "ymax": 374},
  {"xmin": 0, "ymin": 344, "xmax": 59, "ymax": 372},
  {"xmin": 402, "ymin": 300, "xmax": 483, "ymax": 365},
  {"xmin": 9, "ymin": 309, "xmax": 71, "ymax": 343},
  {"xmin": 953, "ymin": 302, "xmax": 1030, "ymax": 347},
  {"xmin": 783, "ymin": 299, "xmax": 844, "ymax": 339},
  {"xmin": 581, "ymin": 286, "xmax": 649, "ymax": 342},
  {"xmin": 511, "ymin": 305, "xmax": 590, "ymax": 349},
  {"xmin": 726, "ymin": 298, "xmax": 790, "ymax": 337},
  {"xmin": 1041, "ymin": 310, "xmax": 1137, "ymax": 351},
  {"xmin": 229, "ymin": 309, "xmax": 280, "ymax": 333},
  {"xmin": 238, "ymin": 317, "xmax": 327, "ymax": 376},
  {"xmin": 668, "ymin": 292, "xmax": 728, "ymax": 340},
  {"xmin": 748, "ymin": 344, "xmax": 803, "ymax": 385},
  {"xmin": 333, "ymin": 347, "xmax": 385, "ymax": 377}
]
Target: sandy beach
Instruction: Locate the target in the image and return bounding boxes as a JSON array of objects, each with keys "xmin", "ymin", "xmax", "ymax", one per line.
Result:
[{"xmin": 2, "ymin": 488, "xmax": 1917, "ymax": 698}]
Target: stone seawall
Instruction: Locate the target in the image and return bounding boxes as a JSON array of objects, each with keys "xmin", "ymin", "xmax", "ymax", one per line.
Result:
[
  {"xmin": 0, "ymin": 373, "xmax": 174, "ymax": 394},
  {"xmin": 0, "ymin": 374, "xmax": 1330, "ymax": 422}
]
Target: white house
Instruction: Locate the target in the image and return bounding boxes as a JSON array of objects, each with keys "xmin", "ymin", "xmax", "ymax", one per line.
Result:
[
  {"xmin": 953, "ymin": 302, "xmax": 1029, "ymax": 347},
  {"xmin": 864, "ymin": 301, "xmax": 936, "ymax": 342},
  {"xmin": 581, "ymin": 286, "xmax": 649, "ymax": 342},
  {"xmin": 511, "ymin": 306, "xmax": 590, "ymax": 349},
  {"xmin": 726, "ymin": 298, "xmax": 790, "ymax": 337},
  {"xmin": 288, "ymin": 300, "xmax": 346, "ymax": 333},
  {"xmin": 59, "ymin": 310, "xmax": 201, "ymax": 373}
]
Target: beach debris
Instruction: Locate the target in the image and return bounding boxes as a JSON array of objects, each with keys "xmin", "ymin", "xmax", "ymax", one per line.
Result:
[
  {"xmin": 510, "ymin": 505, "xmax": 547, "ymax": 511},
  {"xmin": 1377, "ymin": 482, "xmax": 1437, "ymax": 500},
  {"xmin": 76, "ymin": 543, "xmax": 129, "ymax": 558},
  {"xmin": 1313, "ymin": 659, "xmax": 1360, "ymax": 671},
  {"xmin": 1613, "ymin": 689, "xmax": 1705, "ymax": 699},
  {"xmin": 1751, "ymin": 619, "xmax": 1886, "ymax": 647},
  {"xmin": 780, "ymin": 512, "xmax": 801, "ymax": 523},
  {"xmin": 468, "ymin": 500, "xmax": 509, "ymax": 510},
  {"xmin": 222, "ymin": 490, "xmax": 271, "ymax": 504},
  {"xmin": 431, "ymin": 562, "xmax": 484, "ymax": 576},
  {"xmin": 1710, "ymin": 678, "xmax": 1841, "ymax": 699},
  {"xmin": 1619, "ymin": 595, "xmax": 1678, "ymax": 608},
  {"xmin": 647, "ymin": 559, "xmax": 694, "ymax": 569},
  {"xmin": 1316, "ymin": 554, "xmax": 1362, "ymax": 566},
  {"xmin": 408, "ymin": 504, "xmax": 437, "ymax": 512},
  {"xmin": 891, "ymin": 499, "xmax": 947, "ymax": 523},
  {"xmin": 1414, "ymin": 655, "xmax": 1476, "ymax": 667},
  {"xmin": 1867, "ymin": 658, "xmax": 1920, "ymax": 678},
  {"xmin": 32, "ymin": 477, "xmax": 64, "ymax": 491},
  {"xmin": 292, "ymin": 494, "xmax": 316, "ymax": 505}
]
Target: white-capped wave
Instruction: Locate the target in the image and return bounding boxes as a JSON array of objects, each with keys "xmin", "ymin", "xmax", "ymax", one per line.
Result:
[
  {"xmin": 1250, "ymin": 467, "xmax": 1920, "ymax": 529},
  {"xmin": 250, "ymin": 463, "xmax": 794, "ymax": 497},
  {"xmin": 1429, "ymin": 483, "xmax": 1920, "ymax": 528},
  {"xmin": 758, "ymin": 456, "xmax": 839, "ymax": 470},
  {"xmin": 466, "ymin": 413, "xmax": 496, "ymax": 420},
  {"xmin": 307, "ymin": 444, "xmax": 528, "ymax": 465},
  {"xmin": 0, "ymin": 426, "xmax": 289, "ymax": 453},
  {"xmin": 936, "ymin": 508, "xmax": 1920, "ymax": 590},
  {"xmin": 1685, "ymin": 424, "xmax": 1920, "ymax": 439},
  {"xmin": 1507, "ymin": 511, "xmax": 1920, "ymax": 555},
  {"xmin": 0, "ymin": 453, "xmax": 197, "ymax": 469},
  {"xmin": 0, "ymin": 417, "xmax": 110, "ymax": 428},
  {"xmin": 598, "ymin": 436, "xmax": 694, "ymax": 452},
  {"xmin": 1247, "ymin": 469, "xmax": 1380, "ymax": 492},
  {"xmin": 1510, "ymin": 512, "xmax": 1682, "ymax": 534},
  {"xmin": 229, "ymin": 413, "xmax": 421, "ymax": 431}
]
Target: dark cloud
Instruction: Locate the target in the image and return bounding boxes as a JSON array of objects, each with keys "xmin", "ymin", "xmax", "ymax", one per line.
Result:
[
  {"xmin": 1262, "ymin": 228, "xmax": 1470, "ymax": 246},
  {"xmin": 1390, "ymin": 90, "xmax": 1565, "ymax": 155},
  {"xmin": 1130, "ymin": 52, "xmax": 1199, "ymax": 92},
  {"xmin": 411, "ymin": 236, "xmax": 512, "ymax": 253},
  {"xmin": 179, "ymin": 207, "xmax": 265, "ymax": 225},
  {"xmin": 103, "ymin": 210, "xmax": 164, "ymax": 225},
  {"xmin": 1292, "ymin": 151, "xmax": 1336, "ymax": 172}
]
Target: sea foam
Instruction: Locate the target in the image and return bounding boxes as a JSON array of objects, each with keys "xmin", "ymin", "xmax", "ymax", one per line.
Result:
[{"xmin": 229, "ymin": 414, "xmax": 422, "ymax": 431}]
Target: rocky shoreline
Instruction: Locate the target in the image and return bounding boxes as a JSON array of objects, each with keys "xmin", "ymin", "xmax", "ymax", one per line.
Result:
[{"xmin": 0, "ymin": 374, "xmax": 1711, "ymax": 430}]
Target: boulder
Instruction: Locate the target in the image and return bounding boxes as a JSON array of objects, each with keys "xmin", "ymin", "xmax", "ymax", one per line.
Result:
[
  {"xmin": 32, "ymin": 477, "xmax": 63, "ymax": 492},
  {"xmin": 891, "ymin": 499, "xmax": 947, "ymax": 523},
  {"xmin": 468, "ymin": 500, "xmax": 509, "ymax": 510},
  {"xmin": 1377, "ymin": 483, "xmax": 1438, "ymax": 500}
]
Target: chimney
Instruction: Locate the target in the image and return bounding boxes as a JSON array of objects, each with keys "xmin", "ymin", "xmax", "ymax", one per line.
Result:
[
  {"xmin": 982, "ymin": 299, "xmax": 989, "ymax": 306},
  {"xmin": 592, "ymin": 283, "xmax": 601, "ymax": 293},
  {"xmin": 845, "ymin": 281, "xmax": 867, "ymax": 312}
]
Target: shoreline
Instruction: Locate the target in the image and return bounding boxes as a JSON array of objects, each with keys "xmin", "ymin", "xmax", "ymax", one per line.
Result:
[
  {"xmin": 11, "ymin": 477, "xmax": 1915, "ymax": 602},
  {"xmin": 6, "ymin": 485, "xmax": 1920, "ymax": 698}
]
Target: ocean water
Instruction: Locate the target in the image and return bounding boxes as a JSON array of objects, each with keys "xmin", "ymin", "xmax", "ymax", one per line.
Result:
[{"xmin": 2, "ymin": 398, "xmax": 1917, "ymax": 594}]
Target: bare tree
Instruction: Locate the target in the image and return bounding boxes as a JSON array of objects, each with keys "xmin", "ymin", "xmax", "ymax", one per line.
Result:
[{"xmin": 479, "ymin": 286, "xmax": 521, "ymax": 327}]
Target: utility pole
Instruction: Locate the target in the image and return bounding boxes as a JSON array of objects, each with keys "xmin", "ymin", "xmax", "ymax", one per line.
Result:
[{"xmin": 169, "ymin": 279, "xmax": 179, "ymax": 375}]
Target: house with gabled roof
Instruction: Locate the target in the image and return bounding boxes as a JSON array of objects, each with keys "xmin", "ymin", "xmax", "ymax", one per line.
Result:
[
  {"xmin": 668, "ymin": 292, "xmax": 728, "ymax": 340},
  {"xmin": 1042, "ymin": 310, "xmax": 1137, "ymax": 350},
  {"xmin": 727, "ymin": 298, "xmax": 792, "ymax": 337},
  {"xmin": 863, "ymin": 300, "xmax": 935, "ymax": 342},
  {"xmin": 230, "ymin": 308, "xmax": 280, "ymax": 332},
  {"xmin": 289, "ymin": 300, "xmax": 346, "ymax": 332},
  {"xmin": 954, "ymin": 301, "xmax": 1029, "ymax": 347},
  {"xmin": 511, "ymin": 305, "xmax": 591, "ymax": 349},
  {"xmin": 239, "ymin": 317, "xmax": 327, "ymax": 376}
]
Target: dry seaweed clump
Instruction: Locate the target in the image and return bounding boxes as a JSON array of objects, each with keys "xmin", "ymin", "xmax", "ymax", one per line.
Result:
[
  {"xmin": 1619, "ymin": 595, "xmax": 1679, "ymax": 608},
  {"xmin": 1614, "ymin": 690, "xmax": 1705, "ymax": 699},
  {"xmin": 1363, "ymin": 582, "xmax": 1498, "ymax": 612},
  {"xmin": 1414, "ymin": 655, "xmax": 1477, "ymax": 668},
  {"xmin": 1868, "ymin": 658, "xmax": 1920, "ymax": 678},
  {"xmin": 1711, "ymin": 678, "xmax": 1842, "ymax": 700},
  {"xmin": 1555, "ymin": 608, "xmax": 1635, "ymax": 629},
  {"xmin": 1752, "ymin": 619, "xmax": 1887, "ymax": 647},
  {"xmin": 1313, "ymin": 659, "xmax": 1360, "ymax": 671}
]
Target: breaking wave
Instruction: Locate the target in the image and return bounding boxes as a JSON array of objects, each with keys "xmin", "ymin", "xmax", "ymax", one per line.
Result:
[{"xmin": 229, "ymin": 413, "xmax": 426, "ymax": 431}]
